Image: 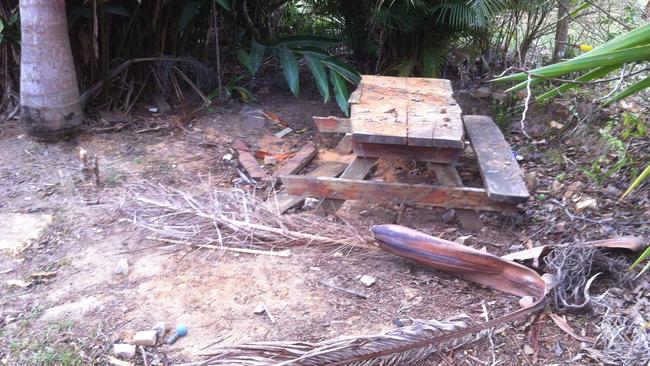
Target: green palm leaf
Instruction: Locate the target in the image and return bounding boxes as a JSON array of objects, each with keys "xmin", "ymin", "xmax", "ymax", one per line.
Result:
[
  {"xmin": 277, "ymin": 46, "xmax": 300, "ymax": 96},
  {"xmin": 330, "ymin": 71, "xmax": 350, "ymax": 117},
  {"xmin": 304, "ymin": 54, "xmax": 330, "ymax": 103}
]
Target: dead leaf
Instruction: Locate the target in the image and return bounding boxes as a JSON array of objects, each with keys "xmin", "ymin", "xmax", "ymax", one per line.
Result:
[
  {"xmin": 576, "ymin": 197, "xmax": 597, "ymax": 211},
  {"xmin": 262, "ymin": 111, "xmax": 289, "ymax": 127},
  {"xmin": 6, "ymin": 279, "xmax": 33, "ymax": 288},
  {"xmin": 549, "ymin": 313, "xmax": 596, "ymax": 343},
  {"xmin": 564, "ymin": 181, "xmax": 584, "ymax": 199},
  {"xmin": 502, "ymin": 246, "xmax": 548, "ymax": 268},
  {"xmin": 588, "ymin": 236, "xmax": 647, "ymax": 253}
]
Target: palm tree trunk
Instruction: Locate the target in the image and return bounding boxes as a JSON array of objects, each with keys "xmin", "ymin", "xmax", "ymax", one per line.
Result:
[{"xmin": 20, "ymin": 0, "xmax": 82, "ymax": 139}]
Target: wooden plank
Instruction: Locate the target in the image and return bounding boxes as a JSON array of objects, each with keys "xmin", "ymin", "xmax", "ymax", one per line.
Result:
[
  {"xmin": 281, "ymin": 176, "xmax": 515, "ymax": 212},
  {"xmin": 406, "ymin": 104, "xmax": 435, "ymax": 147},
  {"xmin": 233, "ymin": 139, "xmax": 268, "ymax": 180},
  {"xmin": 352, "ymin": 140, "xmax": 459, "ymax": 164},
  {"xmin": 406, "ymin": 77, "xmax": 455, "ymax": 98},
  {"xmin": 431, "ymin": 164, "xmax": 483, "ymax": 231},
  {"xmin": 316, "ymin": 157, "xmax": 378, "ymax": 214},
  {"xmin": 432, "ymin": 113, "xmax": 464, "ymax": 149},
  {"xmin": 351, "ymin": 77, "xmax": 408, "ymax": 145},
  {"xmin": 407, "ymin": 98, "xmax": 464, "ymax": 148},
  {"xmin": 263, "ymin": 162, "xmax": 347, "ymax": 214},
  {"xmin": 463, "ymin": 115, "xmax": 529, "ymax": 203},
  {"xmin": 274, "ymin": 142, "xmax": 318, "ymax": 177},
  {"xmin": 313, "ymin": 116, "xmax": 351, "ymax": 133},
  {"xmin": 335, "ymin": 134, "xmax": 354, "ymax": 155}
]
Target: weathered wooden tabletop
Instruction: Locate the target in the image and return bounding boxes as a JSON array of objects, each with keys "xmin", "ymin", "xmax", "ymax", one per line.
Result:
[{"xmin": 350, "ymin": 75, "xmax": 464, "ymax": 149}]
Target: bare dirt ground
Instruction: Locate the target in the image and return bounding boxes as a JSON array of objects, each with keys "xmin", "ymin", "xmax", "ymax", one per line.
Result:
[{"xmin": 0, "ymin": 82, "xmax": 648, "ymax": 365}]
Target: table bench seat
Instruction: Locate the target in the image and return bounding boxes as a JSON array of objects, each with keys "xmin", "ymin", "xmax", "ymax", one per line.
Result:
[{"xmin": 463, "ymin": 115, "xmax": 529, "ymax": 204}]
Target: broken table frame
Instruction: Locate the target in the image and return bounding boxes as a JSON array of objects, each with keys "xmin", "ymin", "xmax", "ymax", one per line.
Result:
[{"xmin": 282, "ymin": 75, "xmax": 529, "ymax": 230}]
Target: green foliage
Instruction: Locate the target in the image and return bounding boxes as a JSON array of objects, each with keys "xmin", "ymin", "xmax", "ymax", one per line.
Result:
[
  {"xmin": 494, "ymin": 23, "xmax": 650, "ymax": 101},
  {"xmin": 581, "ymin": 123, "xmax": 628, "ymax": 186},
  {"xmin": 208, "ymin": 75, "xmax": 256, "ymax": 102},
  {"xmin": 622, "ymin": 164, "xmax": 650, "ymax": 199},
  {"xmin": 620, "ymin": 112, "xmax": 647, "ymax": 140},
  {"xmin": 8, "ymin": 320, "xmax": 83, "ymax": 366},
  {"xmin": 237, "ymin": 35, "xmax": 360, "ymax": 116},
  {"xmin": 630, "ymin": 246, "xmax": 650, "ymax": 279}
]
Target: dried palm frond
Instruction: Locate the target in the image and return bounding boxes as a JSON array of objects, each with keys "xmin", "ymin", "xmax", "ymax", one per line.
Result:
[
  {"xmin": 121, "ymin": 182, "xmax": 371, "ymax": 252},
  {"xmin": 180, "ymin": 316, "xmax": 485, "ymax": 366}
]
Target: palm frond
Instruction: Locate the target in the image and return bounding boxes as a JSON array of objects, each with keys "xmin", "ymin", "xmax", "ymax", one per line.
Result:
[{"xmin": 182, "ymin": 316, "xmax": 482, "ymax": 366}]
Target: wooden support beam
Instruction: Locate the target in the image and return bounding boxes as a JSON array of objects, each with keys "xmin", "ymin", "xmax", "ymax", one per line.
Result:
[
  {"xmin": 313, "ymin": 116, "xmax": 352, "ymax": 133},
  {"xmin": 431, "ymin": 164, "xmax": 483, "ymax": 231},
  {"xmin": 315, "ymin": 157, "xmax": 377, "ymax": 214},
  {"xmin": 263, "ymin": 162, "xmax": 348, "ymax": 214},
  {"xmin": 335, "ymin": 134, "xmax": 354, "ymax": 155},
  {"xmin": 352, "ymin": 140, "xmax": 460, "ymax": 164},
  {"xmin": 274, "ymin": 142, "xmax": 318, "ymax": 177},
  {"xmin": 282, "ymin": 176, "xmax": 515, "ymax": 212}
]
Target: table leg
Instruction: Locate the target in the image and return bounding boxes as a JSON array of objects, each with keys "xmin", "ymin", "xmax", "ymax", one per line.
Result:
[
  {"xmin": 315, "ymin": 157, "xmax": 378, "ymax": 215},
  {"xmin": 431, "ymin": 163, "xmax": 483, "ymax": 231}
]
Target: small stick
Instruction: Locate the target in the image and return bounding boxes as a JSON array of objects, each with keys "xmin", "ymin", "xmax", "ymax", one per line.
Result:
[
  {"xmin": 139, "ymin": 346, "xmax": 149, "ymax": 366},
  {"xmin": 262, "ymin": 303, "xmax": 276, "ymax": 324},
  {"xmin": 147, "ymin": 237, "xmax": 291, "ymax": 257},
  {"xmin": 482, "ymin": 301, "xmax": 498, "ymax": 366},
  {"xmin": 319, "ymin": 279, "xmax": 368, "ymax": 299}
]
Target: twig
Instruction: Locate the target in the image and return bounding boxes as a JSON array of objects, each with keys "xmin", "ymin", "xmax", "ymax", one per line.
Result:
[
  {"xmin": 146, "ymin": 236, "xmax": 291, "ymax": 257},
  {"xmin": 584, "ymin": 0, "xmax": 633, "ymax": 31},
  {"xmin": 319, "ymin": 279, "xmax": 368, "ymax": 299},
  {"xmin": 481, "ymin": 301, "xmax": 498, "ymax": 366},
  {"xmin": 139, "ymin": 346, "xmax": 149, "ymax": 366},
  {"xmin": 211, "ymin": 1, "xmax": 223, "ymax": 99},
  {"xmin": 262, "ymin": 303, "xmax": 276, "ymax": 324},
  {"xmin": 548, "ymin": 199, "xmax": 614, "ymax": 224},
  {"xmin": 519, "ymin": 73, "xmax": 533, "ymax": 139}
]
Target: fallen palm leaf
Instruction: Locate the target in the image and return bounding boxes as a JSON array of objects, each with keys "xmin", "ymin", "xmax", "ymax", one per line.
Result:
[{"xmin": 122, "ymin": 182, "xmax": 371, "ymax": 252}]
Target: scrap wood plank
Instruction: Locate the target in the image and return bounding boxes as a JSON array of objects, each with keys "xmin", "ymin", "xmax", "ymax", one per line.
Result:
[
  {"xmin": 281, "ymin": 177, "xmax": 515, "ymax": 212},
  {"xmin": 274, "ymin": 142, "xmax": 318, "ymax": 177},
  {"xmin": 233, "ymin": 139, "xmax": 268, "ymax": 180},
  {"xmin": 463, "ymin": 115, "xmax": 529, "ymax": 203},
  {"xmin": 313, "ymin": 116, "xmax": 352, "ymax": 133},
  {"xmin": 314, "ymin": 157, "xmax": 378, "ymax": 214},
  {"xmin": 263, "ymin": 162, "xmax": 348, "ymax": 214}
]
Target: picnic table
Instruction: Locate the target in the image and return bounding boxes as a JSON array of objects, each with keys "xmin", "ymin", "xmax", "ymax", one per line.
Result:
[{"xmin": 280, "ymin": 75, "xmax": 529, "ymax": 230}]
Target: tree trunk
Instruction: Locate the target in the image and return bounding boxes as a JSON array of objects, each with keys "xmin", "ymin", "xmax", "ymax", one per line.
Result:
[
  {"xmin": 20, "ymin": 0, "xmax": 82, "ymax": 139},
  {"xmin": 552, "ymin": 0, "xmax": 570, "ymax": 63}
]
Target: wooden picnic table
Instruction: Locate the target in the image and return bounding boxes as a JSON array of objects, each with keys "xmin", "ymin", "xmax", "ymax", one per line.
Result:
[{"xmin": 281, "ymin": 75, "xmax": 530, "ymax": 230}]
